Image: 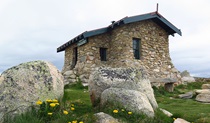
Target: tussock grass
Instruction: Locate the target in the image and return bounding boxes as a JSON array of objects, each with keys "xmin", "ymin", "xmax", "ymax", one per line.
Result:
[{"xmin": 154, "ymin": 82, "xmax": 210, "ymax": 123}]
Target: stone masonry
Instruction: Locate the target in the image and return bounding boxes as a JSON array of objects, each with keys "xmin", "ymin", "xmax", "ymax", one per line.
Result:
[{"xmin": 62, "ymin": 20, "xmax": 181, "ymax": 85}]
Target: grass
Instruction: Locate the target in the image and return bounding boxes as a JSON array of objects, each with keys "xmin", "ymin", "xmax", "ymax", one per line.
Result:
[
  {"xmin": 154, "ymin": 81, "xmax": 210, "ymax": 123},
  {"xmin": 4, "ymin": 81, "xmax": 210, "ymax": 123}
]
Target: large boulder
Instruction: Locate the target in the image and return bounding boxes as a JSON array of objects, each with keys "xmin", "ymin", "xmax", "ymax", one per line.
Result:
[
  {"xmin": 174, "ymin": 118, "xmax": 190, "ymax": 123},
  {"xmin": 101, "ymin": 88, "xmax": 154, "ymax": 117},
  {"xmin": 0, "ymin": 61, "xmax": 64, "ymax": 122},
  {"xmin": 195, "ymin": 89, "xmax": 210, "ymax": 94},
  {"xmin": 89, "ymin": 67, "xmax": 158, "ymax": 117},
  {"xmin": 180, "ymin": 70, "xmax": 195, "ymax": 83},
  {"xmin": 94, "ymin": 112, "xmax": 119, "ymax": 123},
  {"xmin": 178, "ymin": 91, "xmax": 193, "ymax": 99},
  {"xmin": 196, "ymin": 94, "xmax": 210, "ymax": 103},
  {"xmin": 202, "ymin": 84, "xmax": 210, "ymax": 89}
]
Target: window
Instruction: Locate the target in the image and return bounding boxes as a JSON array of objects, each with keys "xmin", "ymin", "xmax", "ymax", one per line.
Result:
[
  {"xmin": 133, "ymin": 38, "xmax": 141, "ymax": 59},
  {"xmin": 100, "ymin": 48, "xmax": 107, "ymax": 61},
  {"xmin": 71, "ymin": 47, "xmax": 78, "ymax": 69}
]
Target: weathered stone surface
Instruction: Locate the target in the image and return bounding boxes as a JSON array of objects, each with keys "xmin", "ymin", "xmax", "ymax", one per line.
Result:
[
  {"xmin": 89, "ymin": 67, "xmax": 158, "ymax": 109},
  {"xmin": 180, "ymin": 70, "xmax": 191, "ymax": 77},
  {"xmin": 202, "ymin": 84, "xmax": 210, "ymax": 89},
  {"xmin": 62, "ymin": 19, "xmax": 182, "ymax": 85},
  {"xmin": 174, "ymin": 118, "xmax": 190, "ymax": 123},
  {"xmin": 196, "ymin": 93, "xmax": 210, "ymax": 103},
  {"xmin": 181, "ymin": 77, "xmax": 195, "ymax": 83},
  {"xmin": 0, "ymin": 61, "xmax": 64, "ymax": 122},
  {"xmin": 150, "ymin": 78, "xmax": 177, "ymax": 92},
  {"xmin": 195, "ymin": 89, "xmax": 210, "ymax": 94},
  {"xmin": 160, "ymin": 108, "xmax": 173, "ymax": 117},
  {"xmin": 178, "ymin": 92, "xmax": 193, "ymax": 99},
  {"xmin": 94, "ymin": 112, "xmax": 119, "ymax": 123},
  {"xmin": 150, "ymin": 78, "xmax": 177, "ymax": 83},
  {"xmin": 181, "ymin": 70, "xmax": 195, "ymax": 83},
  {"xmin": 63, "ymin": 70, "xmax": 77, "ymax": 85},
  {"xmin": 101, "ymin": 88, "xmax": 154, "ymax": 117}
]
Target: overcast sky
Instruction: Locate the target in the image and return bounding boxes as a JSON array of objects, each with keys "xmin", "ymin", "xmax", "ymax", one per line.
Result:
[{"xmin": 0, "ymin": 0, "xmax": 210, "ymax": 77}]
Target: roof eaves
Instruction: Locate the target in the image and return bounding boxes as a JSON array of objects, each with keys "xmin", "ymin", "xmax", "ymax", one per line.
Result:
[
  {"xmin": 157, "ymin": 16, "xmax": 182, "ymax": 36},
  {"xmin": 57, "ymin": 27, "xmax": 108, "ymax": 52},
  {"xmin": 83, "ymin": 27, "xmax": 108, "ymax": 38},
  {"xmin": 123, "ymin": 12, "xmax": 182, "ymax": 36}
]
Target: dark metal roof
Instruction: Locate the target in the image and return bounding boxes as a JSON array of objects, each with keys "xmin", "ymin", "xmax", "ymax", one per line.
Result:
[{"xmin": 57, "ymin": 12, "xmax": 181, "ymax": 52}]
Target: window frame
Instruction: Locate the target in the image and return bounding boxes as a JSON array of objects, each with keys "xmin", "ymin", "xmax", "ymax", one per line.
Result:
[
  {"xmin": 100, "ymin": 47, "xmax": 107, "ymax": 61},
  {"xmin": 133, "ymin": 38, "xmax": 141, "ymax": 60}
]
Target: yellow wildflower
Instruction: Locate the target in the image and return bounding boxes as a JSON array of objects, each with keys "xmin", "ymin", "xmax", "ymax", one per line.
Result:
[
  {"xmin": 113, "ymin": 109, "xmax": 118, "ymax": 113},
  {"xmin": 71, "ymin": 107, "xmax": 75, "ymax": 111},
  {"xmin": 50, "ymin": 103, "xmax": 56, "ymax": 107},
  {"xmin": 63, "ymin": 110, "xmax": 68, "ymax": 115},
  {"xmin": 79, "ymin": 121, "xmax": 84, "ymax": 123},
  {"xmin": 52, "ymin": 99, "xmax": 58, "ymax": 103},
  {"xmin": 55, "ymin": 103, "xmax": 59, "ymax": 105},
  {"xmin": 72, "ymin": 120, "xmax": 77, "ymax": 123},
  {"xmin": 36, "ymin": 100, "xmax": 42, "ymax": 105},
  {"xmin": 173, "ymin": 118, "xmax": 176, "ymax": 120},
  {"xmin": 46, "ymin": 99, "xmax": 52, "ymax": 103},
  {"xmin": 48, "ymin": 112, "xmax": 53, "ymax": 115},
  {"xmin": 128, "ymin": 111, "xmax": 132, "ymax": 115}
]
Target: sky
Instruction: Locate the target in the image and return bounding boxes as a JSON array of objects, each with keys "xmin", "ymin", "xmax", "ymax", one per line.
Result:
[{"xmin": 0, "ymin": 0, "xmax": 210, "ymax": 77}]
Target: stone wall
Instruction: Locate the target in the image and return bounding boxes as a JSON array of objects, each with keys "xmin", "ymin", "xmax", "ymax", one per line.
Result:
[{"xmin": 62, "ymin": 20, "xmax": 181, "ymax": 85}]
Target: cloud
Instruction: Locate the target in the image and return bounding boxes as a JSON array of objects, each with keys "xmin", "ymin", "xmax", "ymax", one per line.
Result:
[{"xmin": 0, "ymin": 0, "xmax": 210, "ymax": 78}]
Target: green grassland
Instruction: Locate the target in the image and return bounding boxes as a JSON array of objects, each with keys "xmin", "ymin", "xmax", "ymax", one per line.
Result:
[{"xmin": 4, "ymin": 81, "xmax": 210, "ymax": 123}]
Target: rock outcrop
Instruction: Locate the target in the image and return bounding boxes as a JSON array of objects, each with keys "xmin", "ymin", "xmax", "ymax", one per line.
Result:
[
  {"xmin": 202, "ymin": 84, "xmax": 210, "ymax": 89},
  {"xmin": 89, "ymin": 67, "xmax": 158, "ymax": 117},
  {"xmin": 0, "ymin": 61, "xmax": 64, "ymax": 122},
  {"xmin": 178, "ymin": 91, "xmax": 193, "ymax": 99},
  {"xmin": 195, "ymin": 84, "xmax": 210, "ymax": 103},
  {"xmin": 94, "ymin": 112, "xmax": 119, "ymax": 123},
  {"xmin": 101, "ymin": 88, "xmax": 154, "ymax": 117},
  {"xmin": 173, "ymin": 118, "xmax": 190, "ymax": 123},
  {"xmin": 181, "ymin": 70, "xmax": 195, "ymax": 83}
]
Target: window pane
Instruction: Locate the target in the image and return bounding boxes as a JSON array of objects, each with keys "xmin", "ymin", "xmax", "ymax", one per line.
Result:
[
  {"xmin": 100, "ymin": 48, "xmax": 107, "ymax": 61},
  {"xmin": 133, "ymin": 38, "xmax": 140, "ymax": 59}
]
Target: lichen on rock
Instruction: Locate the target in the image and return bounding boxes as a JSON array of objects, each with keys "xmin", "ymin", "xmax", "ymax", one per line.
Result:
[{"xmin": 0, "ymin": 60, "xmax": 64, "ymax": 122}]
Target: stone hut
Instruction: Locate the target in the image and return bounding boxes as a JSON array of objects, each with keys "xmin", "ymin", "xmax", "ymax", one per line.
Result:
[{"xmin": 57, "ymin": 11, "xmax": 182, "ymax": 85}]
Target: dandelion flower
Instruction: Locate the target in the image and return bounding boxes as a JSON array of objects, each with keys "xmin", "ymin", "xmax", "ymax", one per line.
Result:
[
  {"xmin": 128, "ymin": 111, "xmax": 132, "ymax": 115},
  {"xmin": 71, "ymin": 107, "xmax": 75, "ymax": 111},
  {"xmin": 50, "ymin": 103, "xmax": 56, "ymax": 107},
  {"xmin": 52, "ymin": 99, "xmax": 58, "ymax": 103},
  {"xmin": 113, "ymin": 109, "xmax": 118, "ymax": 113},
  {"xmin": 36, "ymin": 100, "xmax": 42, "ymax": 105},
  {"xmin": 72, "ymin": 120, "xmax": 77, "ymax": 123},
  {"xmin": 79, "ymin": 121, "xmax": 84, "ymax": 123},
  {"xmin": 46, "ymin": 99, "xmax": 52, "ymax": 103},
  {"xmin": 63, "ymin": 110, "xmax": 68, "ymax": 115},
  {"xmin": 48, "ymin": 112, "xmax": 53, "ymax": 115}
]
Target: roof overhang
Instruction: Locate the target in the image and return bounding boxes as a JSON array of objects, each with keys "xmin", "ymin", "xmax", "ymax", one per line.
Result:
[{"xmin": 57, "ymin": 12, "xmax": 181, "ymax": 52}]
